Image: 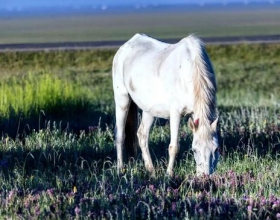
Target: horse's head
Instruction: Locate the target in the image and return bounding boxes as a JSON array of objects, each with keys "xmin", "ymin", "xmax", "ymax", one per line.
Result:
[{"xmin": 188, "ymin": 117, "xmax": 219, "ymax": 175}]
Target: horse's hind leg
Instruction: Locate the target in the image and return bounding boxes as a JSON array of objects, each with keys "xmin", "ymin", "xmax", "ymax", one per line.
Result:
[
  {"xmin": 115, "ymin": 94, "xmax": 130, "ymax": 174},
  {"xmin": 137, "ymin": 111, "xmax": 155, "ymax": 175}
]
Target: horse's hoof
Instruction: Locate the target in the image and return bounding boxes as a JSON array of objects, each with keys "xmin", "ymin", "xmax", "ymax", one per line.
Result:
[{"xmin": 166, "ymin": 169, "xmax": 174, "ymax": 178}]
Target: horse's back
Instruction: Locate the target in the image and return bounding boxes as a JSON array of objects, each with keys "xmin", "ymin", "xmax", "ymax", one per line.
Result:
[
  {"xmin": 115, "ymin": 34, "xmax": 205, "ymax": 70},
  {"xmin": 122, "ymin": 33, "xmax": 169, "ymax": 52},
  {"xmin": 113, "ymin": 34, "xmax": 169, "ymax": 67}
]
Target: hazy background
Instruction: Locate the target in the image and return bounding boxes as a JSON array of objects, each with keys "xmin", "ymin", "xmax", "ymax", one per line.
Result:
[
  {"xmin": 1, "ymin": 0, "xmax": 280, "ymax": 9},
  {"xmin": 0, "ymin": 0, "xmax": 280, "ymax": 44}
]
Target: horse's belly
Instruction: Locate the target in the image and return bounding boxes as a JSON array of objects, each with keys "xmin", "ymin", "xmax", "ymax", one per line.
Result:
[
  {"xmin": 146, "ymin": 103, "xmax": 170, "ymax": 118},
  {"xmin": 130, "ymin": 92, "xmax": 171, "ymax": 119}
]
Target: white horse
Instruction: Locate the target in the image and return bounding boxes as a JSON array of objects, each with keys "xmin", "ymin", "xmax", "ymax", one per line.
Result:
[{"xmin": 112, "ymin": 33, "xmax": 219, "ymax": 176}]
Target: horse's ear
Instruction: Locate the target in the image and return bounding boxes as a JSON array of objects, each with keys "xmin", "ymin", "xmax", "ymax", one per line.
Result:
[
  {"xmin": 211, "ymin": 118, "xmax": 218, "ymax": 131},
  {"xmin": 188, "ymin": 117, "xmax": 198, "ymax": 132}
]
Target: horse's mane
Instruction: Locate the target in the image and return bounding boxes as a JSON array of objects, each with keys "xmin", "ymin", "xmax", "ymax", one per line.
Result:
[{"xmin": 189, "ymin": 36, "xmax": 217, "ymax": 135}]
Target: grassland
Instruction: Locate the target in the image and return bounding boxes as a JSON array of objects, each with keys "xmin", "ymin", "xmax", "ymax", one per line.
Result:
[
  {"xmin": 1, "ymin": 5, "xmax": 280, "ymax": 44},
  {"xmin": 0, "ymin": 42, "xmax": 280, "ymax": 219}
]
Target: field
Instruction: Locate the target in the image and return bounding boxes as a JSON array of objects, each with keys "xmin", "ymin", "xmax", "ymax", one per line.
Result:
[
  {"xmin": 0, "ymin": 41, "xmax": 280, "ymax": 219},
  {"xmin": 1, "ymin": 5, "xmax": 280, "ymax": 44}
]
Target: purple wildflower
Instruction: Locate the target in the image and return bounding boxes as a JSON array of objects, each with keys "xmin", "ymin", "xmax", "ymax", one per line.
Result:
[
  {"xmin": 47, "ymin": 188, "xmax": 55, "ymax": 199},
  {"xmin": 173, "ymin": 188, "xmax": 179, "ymax": 196},
  {"xmin": 172, "ymin": 202, "xmax": 176, "ymax": 211},
  {"xmin": 109, "ymin": 194, "xmax": 114, "ymax": 201},
  {"xmin": 75, "ymin": 206, "xmax": 81, "ymax": 216},
  {"xmin": 35, "ymin": 206, "xmax": 40, "ymax": 216},
  {"xmin": 149, "ymin": 185, "xmax": 155, "ymax": 192},
  {"xmin": 247, "ymin": 205, "xmax": 252, "ymax": 211},
  {"xmin": 89, "ymin": 126, "xmax": 98, "ymax": 133},
  {"xmin": 8, "ymin": 190, "xmax": 15, "ymax": 201},
  {"xmin": 181, "ymin": 131, "xmax": 187, "ymax": 139}
]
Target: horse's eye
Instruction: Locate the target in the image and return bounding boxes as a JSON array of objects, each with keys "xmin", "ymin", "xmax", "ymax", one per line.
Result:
[{"xmin": 192, "ymin": 149, "xmax": 197, "ymax": 154}]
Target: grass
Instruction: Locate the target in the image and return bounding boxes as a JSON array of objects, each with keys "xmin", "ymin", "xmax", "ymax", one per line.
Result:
[
  {"xmin": 208, "ymin": 43, "xmax": 280, "ymax": 107},
  {"xmin": 0, "ymin": 49, "xmax": 115, "ymax": 136},
  {"xmin": 1, "ymin": 43, "xmax": 280, "ymax": 133},
  {"xmin": 0, "ymin": 42, "xmax": 280, "ymax": 218},
  {"xmin": 0, "ymin": 111, "xmax": 279, "ymax": 219},
  {"xmin": 1, "ymin": 5, "xmax": 280, "ymax": 44}
]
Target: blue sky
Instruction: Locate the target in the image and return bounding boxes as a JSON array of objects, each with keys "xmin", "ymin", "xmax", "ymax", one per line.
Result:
[{"xmin": 1, "ymin": 0, "xmax": 279, "ymax": 9}]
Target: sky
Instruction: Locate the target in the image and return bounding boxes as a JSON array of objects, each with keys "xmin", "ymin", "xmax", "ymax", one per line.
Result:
[{"xmin": 0, "ymin": 0, "xmax": 279, "ymax": 9}]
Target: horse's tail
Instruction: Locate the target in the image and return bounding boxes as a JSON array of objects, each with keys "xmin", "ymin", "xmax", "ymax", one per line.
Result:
[{"xmin": 124, "ymin": 99, "xmax": 138, "ymax": 159}]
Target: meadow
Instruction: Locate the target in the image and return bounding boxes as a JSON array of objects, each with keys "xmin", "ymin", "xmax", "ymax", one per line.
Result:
[
  {"xmin": 1, "ymin": 5, "xmax": 280, "ymax": 44},
  {"xmin": 0, "ymin": 42, "xmax": 280, "ymax": 219}
]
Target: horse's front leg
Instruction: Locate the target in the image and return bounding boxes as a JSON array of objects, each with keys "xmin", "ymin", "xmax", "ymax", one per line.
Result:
[{"xmin": 167, "ymin": 111, "xmax": 181, "ymax": 177}]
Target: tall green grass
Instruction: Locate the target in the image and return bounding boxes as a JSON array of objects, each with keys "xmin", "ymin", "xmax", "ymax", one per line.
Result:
[
  {"xmin": 0, "ymin": 72, "xmax": 88, "ymax": 118},
  {"xmin": 1, "ymin": 43, "xmax": 279, "ymax": 115},
  {"xmin": 1, "ymin": 43, "xmax": 280, "ymax": 135}
]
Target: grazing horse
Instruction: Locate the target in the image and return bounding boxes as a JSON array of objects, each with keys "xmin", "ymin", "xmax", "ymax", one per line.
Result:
[{"xmin": 112, "ymin": 33, "xmax": 219, "ymax": 176}]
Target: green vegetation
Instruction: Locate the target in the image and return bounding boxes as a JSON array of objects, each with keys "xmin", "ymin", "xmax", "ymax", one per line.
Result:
[
  {"xmin": 209, "ymin": 43, "xmax": 280, "ymax": 107},
  {"xmin": 0, "ymin": 49, "xmax": 115, "ymax": 136},
  {"xmin": 1, "ymin": 43, "xmax": 279, "ymax": 129},
  {"xmin": 0, "ymin": 43, "xmax": 280, "ymax": 218}
]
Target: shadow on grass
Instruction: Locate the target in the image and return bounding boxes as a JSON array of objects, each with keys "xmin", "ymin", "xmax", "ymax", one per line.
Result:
[{"xmin": 0, "ymin": 102, "xmax": 114, "ymax": 139}]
